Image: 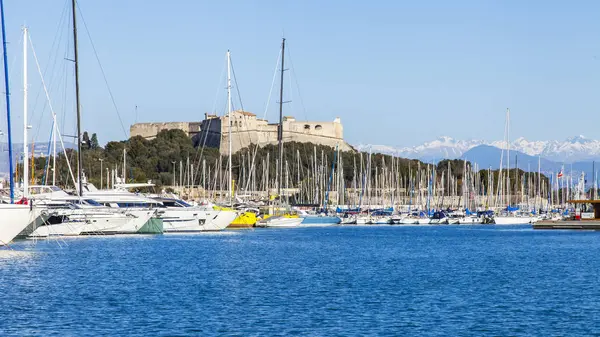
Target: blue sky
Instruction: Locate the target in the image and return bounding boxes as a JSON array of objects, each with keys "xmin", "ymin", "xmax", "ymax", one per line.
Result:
[{"xmin": 2, "ymin": 0, "xmax": 600, "ymax": 148}]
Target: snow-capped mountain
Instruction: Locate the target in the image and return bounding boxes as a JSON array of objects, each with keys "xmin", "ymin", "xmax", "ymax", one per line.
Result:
[
  {"xmin": 355, "ymin": 137, "xmax": 482, "ymax": 162},
  {"xmin": 355, "ymin": 135, "xmax": 600, "ymax": 163}
]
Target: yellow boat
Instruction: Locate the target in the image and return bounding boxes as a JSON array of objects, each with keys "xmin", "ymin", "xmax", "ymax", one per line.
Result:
[{"xmin": 228, "ymin": 211, "xmax": 258, "ymax": 229}]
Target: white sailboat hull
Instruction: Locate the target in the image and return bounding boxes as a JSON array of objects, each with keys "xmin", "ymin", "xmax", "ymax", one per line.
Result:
[
  {"xmin": 494, "ymin": 216, "xmax": 531, "ymax": 225},
  {"xmin": 297, "ymin": 222, "xmax": 336, "ymax": 227},
  {"xmin": 398, "ymin": 218, "xmax": 418, "ymax": 225},
  {"xmin": 356, "ymin": 216, "xmax": 376, "ymax": 225},
  {"xmin": 0, "ymin": 205, "xmax": 42, "ymax": 245},
  {"xmin": 260, "ymin": 217, "xmax": 304, "ymax": 228},
  {"xmin": 375, "ymin": 216, "xmax": 392, "ymax": 224}
]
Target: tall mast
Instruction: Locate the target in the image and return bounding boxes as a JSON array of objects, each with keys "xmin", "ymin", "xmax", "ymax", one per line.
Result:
[
  {"xmin": 21, "ymin": 28, "xmax": 34, "ymax": 192},
  {"xmin": 22, "ymin": 27, "xmax": 28, "ymax": 197},
  {"xmin": 71, "ymin": 0, "xmax": 83, "ymax": 195},
  {"xmin": 0, "ymin": 0, "xmax": 14, "ymax": 203},
  {"xmin": 227, "ymin": 50, "xmax": 232, "ymax": 205},
  {"xmin": 52, "ymin": 119, "xmax": 56, "ymax": 185},
  {"xmin": 506, "ymin": 108, "xmax": 510, "ymax": 206},
  {"xmin": 122, "ymin": 148, "xmax": 126, "ymax": 183},
  {"xmin": 277, "ymin": 38, "xmax": 285, "ymax": 198}
]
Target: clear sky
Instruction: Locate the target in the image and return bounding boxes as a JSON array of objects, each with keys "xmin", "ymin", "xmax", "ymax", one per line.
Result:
[{"xmin": 2, "ymin": 0, "xmax": 600, "ymax": 148}]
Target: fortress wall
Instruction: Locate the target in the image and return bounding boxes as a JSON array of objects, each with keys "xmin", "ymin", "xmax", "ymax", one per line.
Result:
[
  {"xmin": 130, "ymin": 122, "xmax": 192, "ymax": 139},
  {"xmin": 131, "ymin": 112, "xmax": 351, "ymax": 154},
  {"xmin": 286, "ymin": 120, "xmax": 343, "ymax": 139},
  {"xmin": 221, "ymin": 124, "xmax": 350, "ymax": 153}
]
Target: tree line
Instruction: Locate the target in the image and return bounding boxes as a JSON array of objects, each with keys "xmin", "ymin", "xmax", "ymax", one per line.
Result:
[{"xmin": 18, "ymin": 129, "xmax": 548, "ymax": 196}]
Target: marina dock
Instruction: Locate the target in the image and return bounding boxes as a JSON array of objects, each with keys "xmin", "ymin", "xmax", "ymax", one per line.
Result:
[{"xmin": 534, "ymin": 220, "xmax": 600, "ymax": 230}]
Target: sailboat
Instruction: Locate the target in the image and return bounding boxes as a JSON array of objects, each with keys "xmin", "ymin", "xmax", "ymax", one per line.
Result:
[
  {"xmin": 14, "ymin": 22, "xmax": 157, "ymax": 237},
  {"xmin": 258, "ymin": 38, "xmax": 303, "ymax": 228},
  {"xmin": 64, "ymin": 0, "xmax": 165, "ymax": 234},
  {"xmin": 493, "ymin": 109, "xmax": 532, "ymax": 225},
  {"xmin": 299, "ymin": 144, "xmax": 341, "ymax": 226},
  {"xmin": 0, "ymin": 4, "xmax": 46, "ymax": 245}
]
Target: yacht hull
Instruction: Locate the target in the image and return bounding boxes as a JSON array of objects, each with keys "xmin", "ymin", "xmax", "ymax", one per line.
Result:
[
  {"xmin": 398, "ymin": 218, "xmax": 418, "ymax": 225},
  {"xmin": 301, "ymin": 216, "xmax": 341, "ymax": 225},
  {"xmin": 30, "ymin": 222, "xmax": 86, "ymax": 237},
  {"xmin": 458, "ymin": 217, "xmax": 483, "ymax": 225},
  {"xmin": 163, "ymin": 209, "xmax": 237, "ymax": 232},
  {"xmin": 80, "ymin": 209, "xmax": 158, "ymax": 235},
  {"xmin": 0, "ymin": 205, "xmax": 43, "ymax": 245},
  {"xmin": 258, "ymin": 217, "xmax": 304, "ymax": 228},
  {"xmin": 494, "ymin": 216, "xmax": 531, "ymax": 225}
]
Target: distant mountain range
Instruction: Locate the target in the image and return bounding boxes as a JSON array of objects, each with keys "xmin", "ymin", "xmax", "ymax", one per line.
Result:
[
  {"xmin": 356, "ymin": 135, "xmax": 600, "ymax": 164},
  {"xmin": 355, "ymin": 136, "xmax": 600, "ymax": 175},
  {"xmin": 0, "ymin": 142, "xmax": 76, "ymax": 157}
]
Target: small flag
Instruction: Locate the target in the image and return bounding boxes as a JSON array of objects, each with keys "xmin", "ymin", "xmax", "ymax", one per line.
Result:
[{"xmin": 558, "ymin": 170, "xmax": 564, "ymax": 178}]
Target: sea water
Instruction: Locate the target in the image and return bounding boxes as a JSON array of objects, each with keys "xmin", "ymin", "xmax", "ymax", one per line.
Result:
[{"xmin": 1, "ymin": 226, "xmax": 600, "ymax": 336}]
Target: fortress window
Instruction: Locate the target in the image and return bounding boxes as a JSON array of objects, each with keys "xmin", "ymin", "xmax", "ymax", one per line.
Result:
[
  {"xmin": 304, "ymin": 124, "xmax": 310, "ymax": 130},
  {"xmin": 315, "ymin": 125, "xmax": 322, "ymax": 130}
]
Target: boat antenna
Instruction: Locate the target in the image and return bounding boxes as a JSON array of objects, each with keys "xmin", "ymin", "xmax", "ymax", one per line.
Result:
[
  {"xmin": 0, "ymin": 0, "xmax": 14, "ymax": 203},
  {"xmin": 71, "ymin": 0, "xmax": 83, "ymax": 195}
]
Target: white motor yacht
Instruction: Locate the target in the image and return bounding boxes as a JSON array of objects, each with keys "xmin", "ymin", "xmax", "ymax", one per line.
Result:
[
  {"xmin": 80, "ymin": 185, "xmax": 163, "ymax": 234},
  {"xmin": 152, "ymin": 197, "xmax": 237, "ymax": 232},
  {"xmin": 25, "ymin": 186, "xmax": 157, "ymax": 237}
]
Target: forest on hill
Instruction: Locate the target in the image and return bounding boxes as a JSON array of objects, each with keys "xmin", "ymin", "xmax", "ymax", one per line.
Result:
[{"xmin": 21, "ymin": 129, "xmax": 549, "ymax": 200}]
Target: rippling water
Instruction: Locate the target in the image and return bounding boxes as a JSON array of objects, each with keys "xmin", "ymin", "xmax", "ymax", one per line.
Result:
[{"xmin": 2, "ymin": 226, "xmax": 600, "ymax": 336}]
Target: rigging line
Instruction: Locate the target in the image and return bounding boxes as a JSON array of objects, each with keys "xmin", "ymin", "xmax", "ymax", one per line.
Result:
[
  {"xmin": 243, "ymin": 47, "xmax": 281, "ymax": 192},
  {"xmin": 61, "ymin": 13, "xmax": 75, "ymax": 142},
  {"xmin": 286, "ymin": 46, "xmax": 309, "ymax": 122},
  {"xmin": 30, "ymin": 0, "xmax": 70, "ymax": 124},
  {"xmin": 29, "ymin": 32, "xmax": 78, "ymax": 189},
  {"xmin": 229, "ymin": 57, "xmax": 253, "ymax": 159},
  {"xmin": 229, "ymin": 57, "xmax": 244, "ymax": 111},
  {"xmin": 2, "ymin": 33, "xmax": 23, "ymax": 115},
  {"xmin": 29, "ymin": 34, "xmax": 52, "ymax": 142},
  {"xmin": 76, "ymin": 4, "xmax": 128, "ymax": 138},
  {"xmin": 192, "ymin": 57, "xmax": 226, "ymax": 165},
  {"xmin": 29, "ymin": 33, "xmax": 68, "ymax": 143},
  {"xmin": 60, "ymin": 44, "xmax": 69, "ymax": 139},
  {"xmin": 192, "ymin": 56, "xmax": 227, "ymax": 185},
  {"xmin": 288, "ymin": 54, "xmax": 293, "ymax": 117}
]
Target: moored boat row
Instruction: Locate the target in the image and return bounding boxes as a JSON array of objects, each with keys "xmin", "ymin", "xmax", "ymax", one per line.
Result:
[{"xmin": 0, "ymin": 182, "xmax": 239, "ymax": 246}]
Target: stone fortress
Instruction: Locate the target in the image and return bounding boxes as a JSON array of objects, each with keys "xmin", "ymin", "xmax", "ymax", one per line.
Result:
[{"xmin": 130, "ymin": 110, "xmax": 354, "ymax": 155}]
